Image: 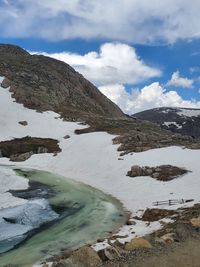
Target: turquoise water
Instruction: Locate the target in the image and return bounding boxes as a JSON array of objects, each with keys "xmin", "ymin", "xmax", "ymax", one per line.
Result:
[{"xmin": 0, "ymin": 167, "xmax": 126, "ymax": 267}]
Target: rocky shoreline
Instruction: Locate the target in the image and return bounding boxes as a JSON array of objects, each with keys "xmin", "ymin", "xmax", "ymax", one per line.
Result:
[{"xmin": 45, "ymin": 204, "xmax": 200, "ymax": 267}]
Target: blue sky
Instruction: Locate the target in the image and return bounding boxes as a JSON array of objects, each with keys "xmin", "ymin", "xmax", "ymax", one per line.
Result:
[{"xmin": 1, "ymin": 1, "xmax": 200, "ymax": 113}]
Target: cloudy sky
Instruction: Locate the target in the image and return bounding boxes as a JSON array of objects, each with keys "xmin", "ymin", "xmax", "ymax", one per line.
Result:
[{"xmin": 1, "ymin": 0, "xmax": 200, "ymax": 114}]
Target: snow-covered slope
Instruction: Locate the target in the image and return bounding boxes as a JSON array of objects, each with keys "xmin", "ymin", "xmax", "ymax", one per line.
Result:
[
  {"xmin": 134, "ymin": 107, "xmax": 200, "ymax": 139},
  {"xmin": 1, "ymin": 78, "xmax": 200, "ymax": 248}
]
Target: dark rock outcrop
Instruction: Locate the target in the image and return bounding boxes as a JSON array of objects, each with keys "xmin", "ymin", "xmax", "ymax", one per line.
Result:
[
  {"xmin": 0, "ymin": 136, "xmax": 61, "ymax": 161},
  {"xmin": 127, "ymin": 165, "xmax": 188, "ymax": 181}
]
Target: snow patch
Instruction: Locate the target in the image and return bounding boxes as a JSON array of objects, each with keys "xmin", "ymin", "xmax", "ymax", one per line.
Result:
[
  {"xmin": 163, "ymin": 121, "xmax": 182, "ymax": 129},
  {"xmin": 177, "ymin": 109, "xmax": 200, "ymax": 118}
]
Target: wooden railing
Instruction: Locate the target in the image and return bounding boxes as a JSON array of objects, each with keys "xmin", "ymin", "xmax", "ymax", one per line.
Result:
[{"xmin": 153, "ymin": 199, "xmax": 194, "ymax": 206}]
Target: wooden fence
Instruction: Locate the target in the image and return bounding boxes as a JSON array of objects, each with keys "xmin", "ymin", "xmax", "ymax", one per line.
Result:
[{"xmin": 153, "ymin": 199, "xmax": 194, "ymax": 206}]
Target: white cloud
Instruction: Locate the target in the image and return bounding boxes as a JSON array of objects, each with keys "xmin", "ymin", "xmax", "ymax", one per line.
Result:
[
  {"xmin": 1, "ymin": 1, "xmax": 200, "ymax": 44},
  {"xmin": 99, "ymin": 83, "xmax": 200, "ymax": 114},
  {"xmin": 167, "ymin": 71, "xmax": 194, "ymax": 88},
  {"xmin": 33, "ymin": 43, "xmax": 161, "ymax": 86}
]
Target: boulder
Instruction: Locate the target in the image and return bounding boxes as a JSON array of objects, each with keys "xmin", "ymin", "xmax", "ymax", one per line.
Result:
[
  {"xmin": 63, "ymin": 135, "xmax": 70, "ymax": 139},
  {"xmin": 175, "ymin": 223, "xmax": 193, "ymax": 241},
  {"xmin": 98, "ymin": 246, "xmax": 121, "ymax": 261},
  {"xmin": 65, "ymin": 246, "xmax": 102, "ymax": 267},
  {"xmin": 125, "ymin": 237, "xmax": 152, "ymax": 251},
  {"xmin": 10, "ymin": 151, "xmax": 33, "ymax": 162},
  {"xmin": 127, "ymin": 165, "xmax": 143, "ymax": 177},
  {"xmin": 1, "ymin": 77, "xmax": 10, "ymax": 88},
  {"xmin": 53, "ymin": 260, "xmax": 80, "ymax": 267},
  {"xmin": 18, "ymin": 120, "xmax": 28, "ymax": 126},
  {"xmin": 160, "ymin": 233, "xmax": 176, "ymax": 244},
  {"xmin": 190, "ymin": 217, "xmax": 200, "ymax": 227}
]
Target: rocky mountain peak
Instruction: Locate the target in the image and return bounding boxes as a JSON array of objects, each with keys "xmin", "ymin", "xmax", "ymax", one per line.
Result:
[
  {"xmin": 0, "ymin": 44, "xmax": 124, "ymax": 121},
  {"xmin": 0, "ymin": 44, "xmax": 29, "ymax": 56}
]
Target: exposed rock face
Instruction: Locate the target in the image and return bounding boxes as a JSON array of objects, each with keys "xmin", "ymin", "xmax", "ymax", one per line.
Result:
[
  {"xmin": 127, "ymin": 165, "xmax": 188, "ymax": 181},
  {"xmin": 0, "ymin": 136, "xmax": 61, "ymax": 161},
  {"xmin": 0, "ymin": 44, "xmax": 124, "ymax": 120},
  {"xmin": 133, "ymin": 107, "xmax": 200, "ymax": 139},
  {"xmin": 142, "ymin": 208, "xmax": 177, "ymax": 222}
]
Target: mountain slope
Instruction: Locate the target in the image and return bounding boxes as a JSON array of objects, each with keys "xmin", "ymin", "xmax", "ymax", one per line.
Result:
[
  {"xmin": 133, "ymin": 107, "xmax": 200, "ymax": 139},
  {"xmin": 0, "ymin": 44, "xmax": 124, "ymax": 120}
]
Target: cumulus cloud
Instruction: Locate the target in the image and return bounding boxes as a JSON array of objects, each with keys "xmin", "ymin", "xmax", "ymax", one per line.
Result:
[
  {"xmin": 99, "ymin": 83, "xmax": 200, "ymax": 114},
  {"xmin": 167, "ymin": 71, "xmax": 194, "ymax": 88},
  {"xmin": 33, "ymin": 43, "xmax": 161, "ymax": 86},
  {"xmin": 1, "ymin": 0, "xmax": 200, "ymax": 44}
]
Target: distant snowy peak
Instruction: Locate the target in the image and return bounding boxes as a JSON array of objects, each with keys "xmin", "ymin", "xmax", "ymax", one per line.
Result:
[
  {"xmin": 133, "ymin": 107, "xmax": 200, "ymax": 139},
  {"xmin": 155, "ymin": 107, "xmax": 200, "ymax": 118}
]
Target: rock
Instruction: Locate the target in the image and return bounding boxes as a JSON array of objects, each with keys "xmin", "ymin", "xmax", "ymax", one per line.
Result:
[
  {"xmin": 0, "ymin": 149, "xmax": 2, "ymax": 157},
  {"xmin": 53, "ymin": 260, "xmax": 80, "ymax": 267},
  {"xmin": 125, "ymin": 237, "xmax": 152, "ymax": 250},
  {"xmin": 145, "ymin": 168, "xmax": 153, "ymax": 176},
  {"xmin": 98, "ymin": 246, "xmax": 121, "ymax": 261},
  {"xmin": 37, "ymin": 146, "xmax": 48, "ymax": 153},
  {"xmin": 127, "ymin": 164, "xmax": 188, "ymax": 181},
  {"xmin": 126, "ymin": 219, "xmax": 136, "ymax": 225},
  {"xmin": 65, "ymin": 246, "xmax": 102, "ymax": 267},
  {"xmin": 142, "ymin": 208, "xmax": 177, "ymax": 222},
  {"xmin": 10, "ymin": 151, "xmax": 33, "ymax": 162},
  {"xmin": 190, "ymin": 216, "xmax": 200, "ymax": 227},
  {"xmin": 1, "ymin": 77, "xmax": 10, "ymax": 88},
  {"xmin": 63, "ymin": 135, "xmax": 70, "ymax": 139},
  {"xmin": 18, "ymin": 120, "xmax": 28, "ymax": 126},
  {"xmin": 160, "ymin": 233, "xmax": 176, "ymax": 244},
  {"xmin": 127, "ymin": 165, "xmax": 143, "ymax": 177},
  {"xmin": 152, "ymin": 172, "xmax": 160, "ymax": 178},
  {"xmin": 175, "ymin": 223, "xmax": 193, "ymax": 241}
]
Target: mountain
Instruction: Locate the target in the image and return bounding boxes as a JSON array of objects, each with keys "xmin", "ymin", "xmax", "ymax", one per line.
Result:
[
  {"xmin": 133, "ymin": 107, "xmax": 200, "ymax": 139},
  {"xmin": 0, "ymin": 44, "xmax": 124, "ymax": 120},
  {"xmin": 1, "ymin": 44, "xmax": 200, "ymax": 267}
]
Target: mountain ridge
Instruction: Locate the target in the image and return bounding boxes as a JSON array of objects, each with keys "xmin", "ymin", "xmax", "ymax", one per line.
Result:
[
  {"xmin": 133, "ymin": 107, "xmax": 200, "ymax": 139},
  {"xmin": 0, "ymin": 44, "xmax": 124, "ymax": 121}
]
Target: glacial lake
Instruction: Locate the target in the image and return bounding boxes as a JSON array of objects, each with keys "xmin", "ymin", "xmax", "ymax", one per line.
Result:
[{"xmin": 0, "ymin": 166, "xmax": 126, "ymax": 266}]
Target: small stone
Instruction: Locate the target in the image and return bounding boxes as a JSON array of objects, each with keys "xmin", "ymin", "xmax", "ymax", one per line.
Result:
[
  {"xmin": 160, "ymin": 233, "xmax": 176, "ymax": 244},
  {"xmin": 125, "ymin": 237, "xmax": 152, "ymax": 250},
  {"xmin": 63, "ymin": 135, "xmax": 70, "ymax": 139},
  {"xmin": 18, "ymin": 120, "xmax": 28, "ymax": 126},
  {"xmin": 126, "ymin": 220, "xmax": 136, "ymax": 225}
]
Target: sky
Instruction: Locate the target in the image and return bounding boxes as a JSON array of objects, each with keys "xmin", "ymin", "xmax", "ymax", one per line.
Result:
[{"xmin": 1, "ymin": 0, "xmax": 200, "ymax": 114}]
